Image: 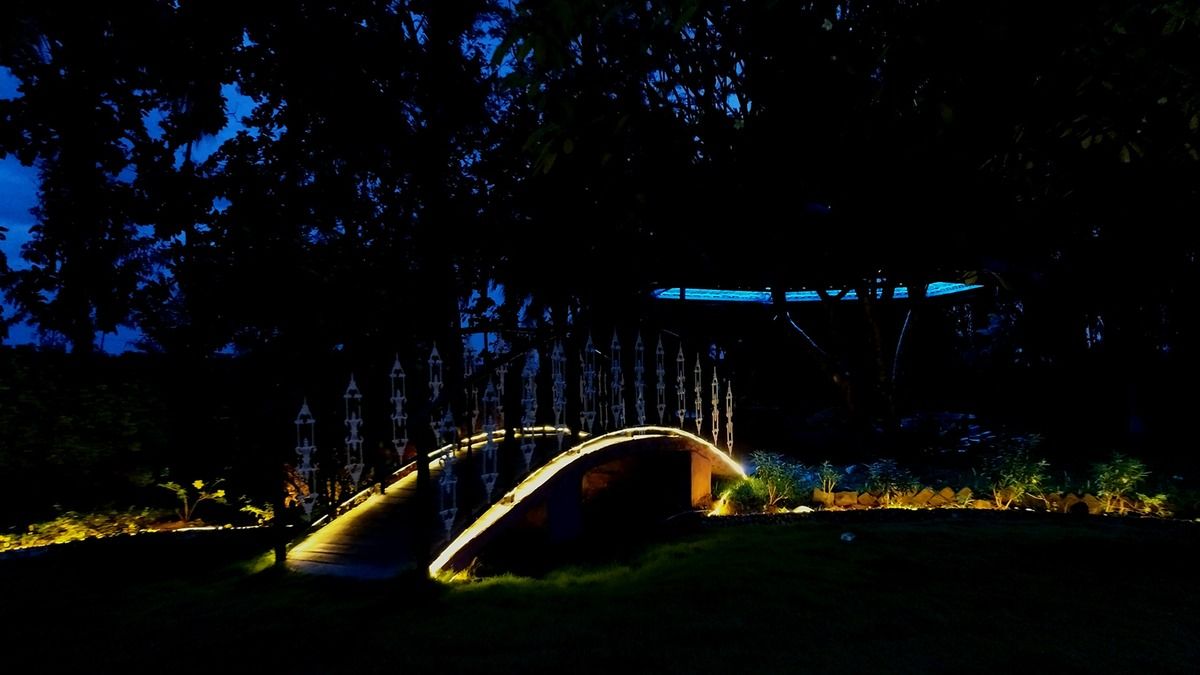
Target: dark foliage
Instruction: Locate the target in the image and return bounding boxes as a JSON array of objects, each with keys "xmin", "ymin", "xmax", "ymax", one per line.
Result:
[{"xmin": 0, "ymin": 1, "xmax": 1198, "ymax": 509}]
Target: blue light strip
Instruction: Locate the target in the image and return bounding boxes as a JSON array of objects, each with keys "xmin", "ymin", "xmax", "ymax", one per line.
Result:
[
  {"xmin": 651, "ymin": 288, "xmax": 773, "ymax": 302},
  {"xmin": 651, "ymin": 282, "xmax": 981, "ymax": 303}
]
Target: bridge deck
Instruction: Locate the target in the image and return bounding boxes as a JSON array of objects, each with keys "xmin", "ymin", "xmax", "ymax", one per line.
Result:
[
  {"xmin": 286, "ymin": 468, "xmax": 432, "ymax": 578},
  {"xmin": 287, "ymin": 430, "xmax": 556, "ymax": 578}
]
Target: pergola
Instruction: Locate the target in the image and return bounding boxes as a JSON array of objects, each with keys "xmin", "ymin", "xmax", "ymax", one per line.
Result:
[{"xmin": 651, "ymin": 281, "xmax": 981, "ymax": 304}]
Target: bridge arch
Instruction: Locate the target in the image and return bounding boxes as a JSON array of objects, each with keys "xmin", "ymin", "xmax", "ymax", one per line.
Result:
[{"xmin": 429, "ymin": 426, "xmax": 745, "ymax": 575}]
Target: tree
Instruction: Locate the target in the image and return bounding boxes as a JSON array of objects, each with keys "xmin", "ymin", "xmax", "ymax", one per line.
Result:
[
  {"xmin": 489, "ymin": 0, "xmax": 1200, "ymax": 428},
  {"xmin": 0, "ymin": 4, "xmax": 164, "ymax": 354}
]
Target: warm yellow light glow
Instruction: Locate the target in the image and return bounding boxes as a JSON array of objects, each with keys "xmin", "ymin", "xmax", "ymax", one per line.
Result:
[
  {"xmin": 708, "ymin": 495, "xmax": 733, "ymax": 517},
  {"xmin": 287, "ymin": 489, "xmax": 390, "ymax": 560},
  {"xmin": 632, "ymin": 425, "xmax": 744, "ymax": 476},
  {"xmin": 0, "ymin": 522, "xmax": 279, "ymax": 554},
  {"xmin": 389, "ymin": 426, "xmax": 564, "ymax": 477},
  {"xmin": 385, "ymin": 430, "xmax": 508, "ymax": 481},
  {"xmin": 428, "ymin": 426, "xmax": 744, "ymax": 575},
  {"xmin": 291, "ymin": 427, "xmax": 577, "ymax": 555},
  {"xmin": 511, "ymin": 425, "xmax": 567, "ymax": 439},
  {"xmin": 336, "ymin": 486, "xmax": 375, "ymax": 512}
]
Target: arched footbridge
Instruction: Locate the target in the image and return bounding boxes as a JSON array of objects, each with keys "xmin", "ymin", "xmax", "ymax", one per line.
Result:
[{"xmin": 286, "ymin": 426, "xmax": 743, "ymax": 579}]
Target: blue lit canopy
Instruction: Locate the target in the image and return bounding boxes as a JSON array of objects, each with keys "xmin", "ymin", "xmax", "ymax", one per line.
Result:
[{"xmin": 651, "ymin": 281, "xmax": 981, "ymax": 303}]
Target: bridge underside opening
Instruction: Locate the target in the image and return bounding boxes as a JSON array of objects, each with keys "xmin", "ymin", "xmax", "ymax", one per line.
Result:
[
  {"xmin": 581, "ymin": 451, "xmax": 712, "ymax": 525},
  {"xmin": 459, "ymin": 448, "xmax": 715, "ymax": 576}
]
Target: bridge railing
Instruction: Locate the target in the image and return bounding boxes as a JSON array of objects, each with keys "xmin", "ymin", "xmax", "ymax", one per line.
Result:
[
  {"xmin": 286, "ymin": 328, "xmax": 737, "ymax": 563},
  {"xmin": 294, "ymin": 425, "xmax": 578, "ymax": 543}
]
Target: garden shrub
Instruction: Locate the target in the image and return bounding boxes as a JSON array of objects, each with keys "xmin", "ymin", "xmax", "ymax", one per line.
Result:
[
  {"xmin": 749, "ymin": 451, "xmax": 810, "ymax": 511},
  {"xmin": 816, "ymin": 460, "xmax": 841, "ymax": 494},
  {"xmin": 980, "ymin": 435, "xmax": 1049, "ymax": 509},
  {"xmin": 1133, "ymin": 492, "xmax": 1172, "ymax": 517},
  {"xmin": 719, "ymin": 478, "xmax": 768, "ymax": 514},
  {"xmin": 1093, "ymin": 453, "xmax": 1150, "ymax": 514},
  {"xmin": 0, "ymin": 508, "xmax": 171, "ymax": 552},
  {"xmin": 863, "ymin": 459, "xmax": 919, "ymax": 505}
]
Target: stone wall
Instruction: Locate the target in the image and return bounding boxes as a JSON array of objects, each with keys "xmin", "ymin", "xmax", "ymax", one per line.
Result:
[{"xmin": 809, "ymin": 487, "xmax": 1114, "ymax": 515}]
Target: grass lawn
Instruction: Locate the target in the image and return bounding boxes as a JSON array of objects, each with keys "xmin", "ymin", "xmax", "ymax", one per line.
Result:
[{"xmin": 3, "ymin": 512, "xmax": 1197, "ymax": 673}]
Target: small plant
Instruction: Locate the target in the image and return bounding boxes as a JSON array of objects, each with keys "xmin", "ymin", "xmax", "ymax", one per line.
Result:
[
  {"xmin": 750, "ymin": 451, "xmax": 809, "ymax": 511},
  {"xmin": 816, "ymin": 460, "xmax": 841, "ymax": 494},
  {"xmin": 1093, "ymin": 453, "xmax": 1150, "ymax": 514},
  {"xmin": 1134, "ymin": 492, "xmax": 1172, "ymax": 517},
  {"xmin": 864, "ymin": 459, "xmax": 919, "ymax": 505},
  {"xmin": 981, "ymin": 436, "xmax": 1050, "ymax": 509},
  {"xmin": 239, "ymin": 499, "xmax": 275, "ymax": 525},
  {"xmin": 158, "ymin": 479, "xmax": 227, "ymax": 523}
]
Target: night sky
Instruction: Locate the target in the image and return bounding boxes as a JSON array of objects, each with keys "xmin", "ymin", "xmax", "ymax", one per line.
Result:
[{"xmin": 0, "ymin": 67, "xmax": 253, "ymax": 350}]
